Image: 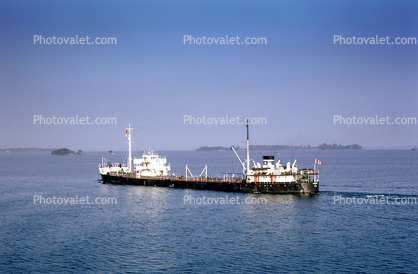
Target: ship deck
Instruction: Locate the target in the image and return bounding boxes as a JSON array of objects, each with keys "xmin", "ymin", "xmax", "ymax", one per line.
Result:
[{"xmin": 106, "ymin": 173, "xmax": 243, "ymax": 183}]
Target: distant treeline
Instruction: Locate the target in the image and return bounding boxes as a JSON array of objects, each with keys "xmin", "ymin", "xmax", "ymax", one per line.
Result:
[
  {"xmin": 0, "ymin": 147, "xmax": 86, "ymax": 155},
  {"xmin": 0, "ymin": 148, "xmax": 54, "ymax": 153},
  {"xmin": 196, "ymin": 143, "xmax": 362, "ymax": 151},
  {"xmin": 51, "ymin": 148, "xmax": 83, "ymax": 155},
  {"xmin": 317, "ymin": 143, "xmax": 362, "ymax": 150}
]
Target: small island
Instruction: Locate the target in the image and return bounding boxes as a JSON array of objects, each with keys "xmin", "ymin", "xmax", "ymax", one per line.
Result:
[
  {"xmin": 51, "ymin": 148, "xmax": 83, "ymax": 155},
  {"xmin": 99, "ymin": 150, "xmax": 114, "ymax": 155}
]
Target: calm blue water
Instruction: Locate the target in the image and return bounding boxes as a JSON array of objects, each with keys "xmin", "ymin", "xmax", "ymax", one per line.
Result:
[{"xmin": 1, "ymin": 150, "xmax": 418, "ymax": 273}]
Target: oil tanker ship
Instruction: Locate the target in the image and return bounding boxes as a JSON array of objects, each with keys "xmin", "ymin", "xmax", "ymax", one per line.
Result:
[{"xmin": 99, "ymin": 124, "xmax": 319, "ymax": 194}]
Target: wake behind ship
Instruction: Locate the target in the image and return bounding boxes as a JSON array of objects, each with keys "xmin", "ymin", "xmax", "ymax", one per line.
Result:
[{"xmin": 99, "ymin": 124, "xmax": 319, "ymax": 194}]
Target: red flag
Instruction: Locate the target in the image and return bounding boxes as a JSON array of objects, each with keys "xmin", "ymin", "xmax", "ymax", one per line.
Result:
[{"xmin": 316, "ymin": 159, "xmax": 323, "ymax": 165}]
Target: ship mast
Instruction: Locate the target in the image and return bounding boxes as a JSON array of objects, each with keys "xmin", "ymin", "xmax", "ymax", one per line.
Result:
[
  {"xmin": 246, "ymin": 120, "xmax": 250, "ymax": 177},
  {"xmin": 126, "ymin": 124, "xmax": 133, "ymax": 172}
]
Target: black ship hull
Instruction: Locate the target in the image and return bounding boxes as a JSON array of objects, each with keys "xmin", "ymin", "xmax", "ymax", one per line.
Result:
[{"xmin": 100, "ymin": 174, "xmax": 319, "ymax": 194}]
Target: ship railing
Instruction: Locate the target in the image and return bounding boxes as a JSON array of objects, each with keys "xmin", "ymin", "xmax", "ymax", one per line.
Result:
[
  {"xmin": 99, "ymin": 163, "xmax": 126, "ymax": 168},
  {"xmin": 174, "ymin": 176, "xmax": 243, "ymax": 183},
  {"xmin": 106, "ymin": 172, "xmax": 245, "ymax": 183},
  {"xmin": 138, "ymin": 175, "xmax": 244, "ymax": 183},
  {"xmin": 300, "ymin": 169, "xmax": 319, "ymax": 175}
]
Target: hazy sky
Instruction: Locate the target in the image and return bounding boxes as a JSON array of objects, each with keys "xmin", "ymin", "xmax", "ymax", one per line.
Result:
[{"xmin": 1, "ymin": 0, "xmax": 417, "ymax": 150}]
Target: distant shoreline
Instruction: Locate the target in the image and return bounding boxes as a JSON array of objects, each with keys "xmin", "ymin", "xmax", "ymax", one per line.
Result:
[
  {"xmin": 2, "ymin": 146, "xmax": 417, "ymax": 153},
  {"xmin": 0, "ymin": 148, "xmax": 55, "ymax": 153},
  {"xmin": 197, "ymin": 143, "xmax": 363, "ymax": 151}
]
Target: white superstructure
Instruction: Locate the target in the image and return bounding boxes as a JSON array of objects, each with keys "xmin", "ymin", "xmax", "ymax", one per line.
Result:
[
  {"xmin": 99, "ymin": 125, "xmax": 170, "ymax": 177},
  {"xmin": 98, "ymin": 159, "xmax": 129, "ymax": 175},
  {"xmin": 232, "ymin": 121, "xmax": 319, "ymax": 186},
  {"xmin": 246, "ymin": 156, "xmax": 318, "ymax": 183},
  {"xmin": 133, "ymin": 151, "xmax": 170, "ymax": 177}
]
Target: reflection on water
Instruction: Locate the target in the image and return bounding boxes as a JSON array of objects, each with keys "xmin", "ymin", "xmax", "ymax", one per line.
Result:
[{"xmin": 0, "ymin": 151, "xmax": 417, "ymax": 273}]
